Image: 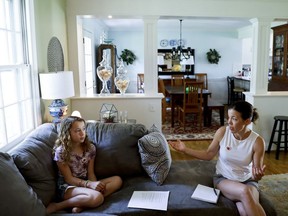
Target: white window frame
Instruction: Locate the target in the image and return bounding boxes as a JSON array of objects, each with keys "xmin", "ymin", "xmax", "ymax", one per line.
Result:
[{"xmin": 0, "ymin": 0, "xmax": 41, "ymax": 152}]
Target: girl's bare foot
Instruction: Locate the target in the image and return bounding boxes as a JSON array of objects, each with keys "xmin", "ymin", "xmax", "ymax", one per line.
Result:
[
  {"xmin": 72, "ymin": 207, "xmax": 83, "ymax": 213},
  {"xmin": 46, "ymin": 202, "xmax": 58, "ymax": 215}
]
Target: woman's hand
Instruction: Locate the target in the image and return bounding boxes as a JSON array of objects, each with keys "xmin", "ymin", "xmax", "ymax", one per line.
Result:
[
  {"xmin": 252, "ymin": 164, "xmax": 266, "ymax": 181},
  {"xmin": 168, "ymin": 139, "xmax": 186, "ymax": 153}
]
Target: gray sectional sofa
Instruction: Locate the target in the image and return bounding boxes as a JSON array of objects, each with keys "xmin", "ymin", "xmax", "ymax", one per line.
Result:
[{"xmin": 0, "ymin": 122, "xmax": 276, "ymax": 216}]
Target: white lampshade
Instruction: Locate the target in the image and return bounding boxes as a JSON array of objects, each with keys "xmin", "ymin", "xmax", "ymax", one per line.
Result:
[
  {"xmin": 181, "ymin": 56, "xmax": 194, "ymax": 65},
  {"xmin": 39, "ymin": 71, "xmax": 75, "ymax": 99}
]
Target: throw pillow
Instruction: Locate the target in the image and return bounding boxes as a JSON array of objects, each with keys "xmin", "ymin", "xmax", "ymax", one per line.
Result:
[
  {"xmin": 86, "ymin": 122, "xmax": 148, "ymax": 178},
  {"xmin": 138, "ymin": 131, "xmax": 172, "ymax": 185},
  {"xmin": 0, "ymin": 152, "xmax": 46, "ymax": 216},
  {"xmin": 10, "ymin": 123, "xmax": 58, "ymax": 206}
]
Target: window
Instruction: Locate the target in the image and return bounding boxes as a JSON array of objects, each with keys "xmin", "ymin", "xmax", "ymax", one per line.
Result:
[{"xmin": 0, "ymin": 0, "xmax": 37, "ymax": 151}]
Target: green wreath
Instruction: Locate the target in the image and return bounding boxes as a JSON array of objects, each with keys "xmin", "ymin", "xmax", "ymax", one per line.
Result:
[
  {"xmin": 206, "ymin": 49, "xmax": 221, "ymax": 64},
  {"xmin": 120, "ymin": 49, "xmax": 136, "ymax": 65}
]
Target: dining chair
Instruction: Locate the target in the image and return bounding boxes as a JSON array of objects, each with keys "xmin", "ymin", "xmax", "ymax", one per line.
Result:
[
  {"xmin": 171, "ymin": 74, "xmax": 184, "ymax": 86},
  {"xmin": 195, "ymin": 73, "xmax": 208, "ymax": 89},
  {"xmin": 158, "ymin": 78, "xmax": 171, "ymax": 123},
  {"xmin": 177, "ymin": 80, "xmax": 203, "ymax": 131},
  {"xmin": 227, "ymin": 76, "xmax": 245, "ymax": 105}
]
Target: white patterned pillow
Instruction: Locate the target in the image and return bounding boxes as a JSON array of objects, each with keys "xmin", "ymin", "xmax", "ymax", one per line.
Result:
[{"xmin": 138, "ymin": 132, "xmax": 172, "ymax": 185}]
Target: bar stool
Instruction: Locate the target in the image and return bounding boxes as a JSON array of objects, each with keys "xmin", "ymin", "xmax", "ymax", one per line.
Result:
[{"xmin": 267, "ymin": 115, "xmax": 288, "ymax": 160}]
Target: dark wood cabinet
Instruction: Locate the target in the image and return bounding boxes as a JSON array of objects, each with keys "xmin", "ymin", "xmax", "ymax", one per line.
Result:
[
  {"xmin": 96, "ymin": 44, "xmax": 117, "ymax": 93},
  {"xmin": 269, "ymin": 24, "xmax": 288, "ymax": 91},
  {"xmin": 157, "ymin": 49, "xmax": 195, "ymax": 76}
]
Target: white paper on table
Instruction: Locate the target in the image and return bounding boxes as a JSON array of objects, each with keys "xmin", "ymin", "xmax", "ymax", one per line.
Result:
[{"xmin": 128, "ymin": 191, "xmax": 170, "ymax": 211}]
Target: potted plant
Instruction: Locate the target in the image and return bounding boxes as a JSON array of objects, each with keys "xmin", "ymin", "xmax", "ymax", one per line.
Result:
[{"xmin": 120, "ymin": 49, "xmax": 136, "ymax": 65}]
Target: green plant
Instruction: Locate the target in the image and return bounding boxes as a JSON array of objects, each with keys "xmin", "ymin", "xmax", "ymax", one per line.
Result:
[
  {"xmin": 103, "ymin": 115, "xmax": 115, "ymax": 123},
  {"xmin": 206, "ymin": 49, "xmax": 221, "ymax": 64},
  {"xmin": 120, "ymin": 49, "xmax": 136, "ymax": 65}
]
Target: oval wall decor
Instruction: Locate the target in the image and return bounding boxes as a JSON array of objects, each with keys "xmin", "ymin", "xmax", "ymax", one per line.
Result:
[{"xmin": 47, "ymin": 37, "xmax": 64, "ymax": 72}]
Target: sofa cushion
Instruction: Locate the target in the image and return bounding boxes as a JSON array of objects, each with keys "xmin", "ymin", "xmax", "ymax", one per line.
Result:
[
  {"xmin": 0, "ymin": 152, "xmax": 46, "ymax": 216},
  {"xmin": 138, "ymin": 131, "xmax": 172, "ymax": 185},
  {"xmin": 10, "ymin": 123, "xmax": 58, "ymax": 206},
  {"xmin": 86, "ymin": 122, "xmax": 148, "ymax": 178}
]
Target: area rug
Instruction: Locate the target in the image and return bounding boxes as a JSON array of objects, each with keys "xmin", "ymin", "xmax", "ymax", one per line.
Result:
[
  {"xmin": 162, "ymin": 110, "xmax": 225, "ymax": 140},
  {"xmin": 259, "ymin": 173, "xmax": 288, "ymax": 216}
]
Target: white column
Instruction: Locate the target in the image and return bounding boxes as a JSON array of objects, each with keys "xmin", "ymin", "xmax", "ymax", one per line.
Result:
[
  {"xmin": 249, "ymin": 18, "xmax": 273, "ymax": 94},
  {"xmin": 143, "ymin": 17, "xmax": 159, "ymax": 94}
]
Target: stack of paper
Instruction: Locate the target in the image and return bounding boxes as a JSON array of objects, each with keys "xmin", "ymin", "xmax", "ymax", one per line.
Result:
[
  {"xmin": 128, "ymin": 191, "xmax": 170, "ymax": 211},
  {"xmin": 191, "ymin": 184, "xmax": 220, "ymax": 204}
]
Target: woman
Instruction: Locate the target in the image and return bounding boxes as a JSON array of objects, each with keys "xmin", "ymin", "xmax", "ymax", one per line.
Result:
[
  {"xmin": 169, "ymin": 101, "xmax": 266, "ymax": 216},
  {"xmin": 47, "ymin": 116, "xmax": 122, "ymax": 214}
]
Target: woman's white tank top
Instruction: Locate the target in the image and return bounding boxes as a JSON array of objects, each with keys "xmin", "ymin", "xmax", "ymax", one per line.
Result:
[{"xmin": 216, "ymin": 126, "xmax": 259, "ymax": 182}]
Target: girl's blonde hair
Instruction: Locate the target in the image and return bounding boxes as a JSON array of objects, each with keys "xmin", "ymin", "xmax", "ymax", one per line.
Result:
[{"xmin": 53, "ymin": 116, "xmax": 92, "ymax": 163}]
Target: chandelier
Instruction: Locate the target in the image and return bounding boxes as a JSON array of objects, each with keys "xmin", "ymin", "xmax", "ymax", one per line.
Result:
[{"xmin": 172, "ymin": 19, "xmax": 192, "ymax": 61}]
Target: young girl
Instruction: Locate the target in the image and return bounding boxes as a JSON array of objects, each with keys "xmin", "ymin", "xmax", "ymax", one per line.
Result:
[
  {"xmin": 169, "ymin": 101, "xmax": 266, "ymax": 216},
  {"xmin": 47, "ymin": 116, "xmax": 122, "ymax": 214}
]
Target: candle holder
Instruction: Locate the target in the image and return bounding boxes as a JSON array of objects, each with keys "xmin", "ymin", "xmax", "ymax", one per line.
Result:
[
  {"xmin": 97, "ymin": 54, "xmax": 113, "ymax": 94},
  {"xmin": 115, "ymin": 59, "xmax": 130, "ymax": 94}
]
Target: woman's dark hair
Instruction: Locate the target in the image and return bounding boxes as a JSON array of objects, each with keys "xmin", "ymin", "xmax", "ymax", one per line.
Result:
[{"xmin": 228, "ymin": 101, "xmax": 259, "ymax": 123}]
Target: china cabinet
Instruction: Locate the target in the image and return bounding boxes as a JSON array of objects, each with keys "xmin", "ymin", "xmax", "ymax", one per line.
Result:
[{"xmin": 269, "ymin": 24, "xmax": 288, "ymax": 91}]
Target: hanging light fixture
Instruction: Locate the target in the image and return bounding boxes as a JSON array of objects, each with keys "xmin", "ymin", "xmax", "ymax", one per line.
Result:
[{"xmin": 172, "ymin": 19, "xmax": 192, "ymax": 61}]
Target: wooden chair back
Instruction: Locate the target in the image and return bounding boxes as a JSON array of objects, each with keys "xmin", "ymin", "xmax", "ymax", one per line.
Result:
[
  {"xmin": 227, "ymin": 76, "xmax": 245, "ymax": 104},
  {"xmin": 158, "ymin": 78, "xmax": 171, "ymax": 123},
  {"xmin": 177, "ymin": 80, "xmax": 203, "ymax": 130},
  {"xmin": 183, "ymin": 81, "xmax": 203, "ymax": 112},
  {"xmin": 195, "ymin": 73, "xmax": 208, "ymax": 89},
  {"xmin": 171, "ymin": 74, "xmax": 184, "ymax": 86}
]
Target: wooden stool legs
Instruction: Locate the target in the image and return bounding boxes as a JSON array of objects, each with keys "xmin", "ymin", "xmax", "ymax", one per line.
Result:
[{"xmin": 267, "ymin": 116, "xmax": 288, "ymax": 160}]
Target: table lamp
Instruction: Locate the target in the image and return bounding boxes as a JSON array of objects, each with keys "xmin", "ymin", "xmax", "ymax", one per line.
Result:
[{"xmin": 39, "ymin": 71, "xmax": 75, "ymax": 123}]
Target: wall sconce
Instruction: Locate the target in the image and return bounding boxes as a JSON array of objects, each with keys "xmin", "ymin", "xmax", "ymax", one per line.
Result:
[{"xmin": 39, "ymin": 71, "xmax": 75, "ymax": 123}]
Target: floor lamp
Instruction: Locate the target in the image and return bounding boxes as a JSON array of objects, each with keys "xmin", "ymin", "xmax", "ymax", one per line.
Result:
[{"xmin": 39, "ymin": 71, "xmax": 75, "ymax": 123}]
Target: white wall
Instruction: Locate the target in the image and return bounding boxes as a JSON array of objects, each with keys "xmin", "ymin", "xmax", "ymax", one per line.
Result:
[
  {"xmin": 242, "ymin": 38, "xmax": 253, "ymax": 65},
  {"xmin": 71, "ymin": 94, "xmax": 163, "ymax": 129},
  {"xmin": 66, "ymin": 0, "xmax": 288, "ymax": 147},
  {"xmin": 109, "ymin": 30, "xmax": 144, "ymax": 93},
  {"xmin": 245, "ymin": 92, "xmax": 288, "ymax": 149},
  {"xmin": 109, "ymin": 27, "xmax": 242, "ymax": 104}
]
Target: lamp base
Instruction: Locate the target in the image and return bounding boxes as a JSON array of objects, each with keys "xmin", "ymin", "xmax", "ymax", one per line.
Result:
[{"xmin": 48, "ymin": 99, "xmax": 68, "ymax": 123}]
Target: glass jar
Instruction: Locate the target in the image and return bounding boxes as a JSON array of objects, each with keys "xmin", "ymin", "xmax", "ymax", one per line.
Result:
[
  {"xmin": 115, "ymin": 59, "xmax": 130, "ymax": 94},
  {"xmin": 97, "ymin": 54, "xmax": 113, "ymax": 94}
]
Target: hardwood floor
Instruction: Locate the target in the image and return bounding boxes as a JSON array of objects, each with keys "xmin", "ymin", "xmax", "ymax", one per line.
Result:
[{"xmin": 170, "ymin": 140, "xmax": 288, "ymax": 175}]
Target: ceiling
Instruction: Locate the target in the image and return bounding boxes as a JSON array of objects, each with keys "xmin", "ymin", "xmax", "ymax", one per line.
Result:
[{"xmin": 102, "ymin": 17, "xmax": 253, "ymax": 31}]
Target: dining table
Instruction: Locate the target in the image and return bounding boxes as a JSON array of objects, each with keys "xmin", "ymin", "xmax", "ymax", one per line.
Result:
[{"xmin": 165, "ymin": 85, "xmax": 212, "ymax": 127}]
